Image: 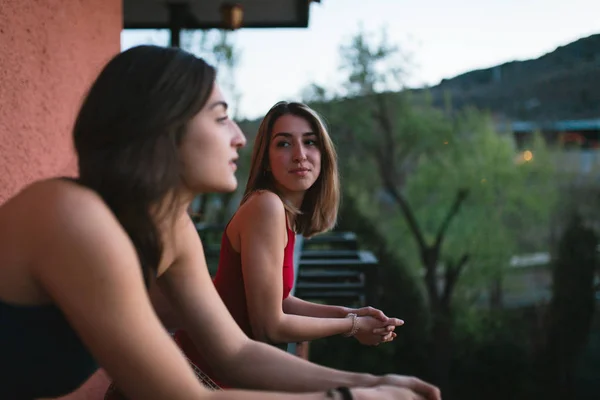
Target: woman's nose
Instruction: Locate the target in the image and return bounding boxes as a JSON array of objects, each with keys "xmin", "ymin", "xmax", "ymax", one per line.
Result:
[
  {"xmin": 231, "ymin": 121, "xmax": 246, "ymax": 148},
  {"xmin": 293, "ymin": 146, "xmax": 307, "ymax": 162}
]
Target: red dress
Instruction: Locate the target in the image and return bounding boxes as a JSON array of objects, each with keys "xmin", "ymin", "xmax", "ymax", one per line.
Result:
[{"xmin": 174, "ymin": 222, "xmax": 296, "ymax": 388}]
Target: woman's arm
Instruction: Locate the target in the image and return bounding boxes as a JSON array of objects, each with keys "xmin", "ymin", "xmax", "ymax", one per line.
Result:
[
  {"xmin": 233, "ymin": 192, "xmax": 397, "ymax": 344},
  {"xmin": 283, "ymin": 297, "xmax": 399, "ymax": 321},
  {"xmin": 30, "ymin": 185, "xmax": 208, "ymax": 400},
  {"xmin": 282, "ymin": 297, "xmax": 401, "ymax": 344},
  {"xmin": 282, "ymin": 295, "xmax": 350, "ymax": 318},
  {"xmin": 27, "ymin": 183, "xmax": 375, "ymax": 400}
]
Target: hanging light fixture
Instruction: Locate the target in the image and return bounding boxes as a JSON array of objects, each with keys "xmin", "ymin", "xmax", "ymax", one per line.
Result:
[{"xmin": 220, "ymin": 3, "xmax": 243, "ymax": 30}]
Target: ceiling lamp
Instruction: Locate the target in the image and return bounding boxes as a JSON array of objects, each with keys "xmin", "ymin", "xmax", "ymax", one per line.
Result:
[{"xmin": 221, "ymin": 3, "xmax": 243, "ymax": 30}]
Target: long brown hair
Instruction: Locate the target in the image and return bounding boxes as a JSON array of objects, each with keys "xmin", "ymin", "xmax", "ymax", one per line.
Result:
[
  {"xmin": 74, "ymin": 45, "xmax": 216, "ymax": 285},
  {"xmin": 241, "ymin": 101, "xmax": 339, "ymax": 238}
]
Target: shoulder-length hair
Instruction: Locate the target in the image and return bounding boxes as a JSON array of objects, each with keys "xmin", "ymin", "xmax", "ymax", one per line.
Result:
[
  {"xmin": 241, "ymin": 101, "xmax": 339, "ymax": 238},
  {"xmin": 73, "ymin": 45, "xmax": 216, "ymax": 285}
]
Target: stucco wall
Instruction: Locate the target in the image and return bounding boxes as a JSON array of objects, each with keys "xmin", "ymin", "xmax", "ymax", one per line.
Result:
[{"xmin": 0, "ymin": 0, "xmax": 122, "ymax": 204}]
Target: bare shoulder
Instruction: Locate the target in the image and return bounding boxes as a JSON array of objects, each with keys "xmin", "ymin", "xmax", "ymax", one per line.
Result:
[
  {"xmin": 19, "ymin": 179, "xmax": 133, "ymax": 264},
  {"xmin": 17, "ymin": 178, "xmax": 111, "ymax": 222},
  {"xmin": 230, "ymin": 191, "xmax": 288, "ymax": 252},
  {"xmin": 1, "ymin": 178, "xmax": 122, "ymax": 246},
  {"xmin": 238, "ymin": 190, "xmax": 286, "ymax": 224}
]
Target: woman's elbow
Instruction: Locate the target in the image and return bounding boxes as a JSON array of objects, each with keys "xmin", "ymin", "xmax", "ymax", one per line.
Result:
[{"xmin": 253, "ymin": 321, "xmax": 287, "ymax": 344}]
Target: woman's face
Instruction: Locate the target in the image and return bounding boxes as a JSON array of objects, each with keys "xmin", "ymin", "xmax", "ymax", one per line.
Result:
[
  {"xmin": 179, "ymin": 83, "xmax": 246, "ymax": 194},
  {"xmin": 268, "ymin": 113, "xmax": 322, "ymax": 197}
]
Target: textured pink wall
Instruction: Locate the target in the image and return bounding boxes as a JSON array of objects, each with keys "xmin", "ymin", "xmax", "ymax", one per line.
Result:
[
  {"xmin": 0, "ymin": 0, "xmax": 122, "ymax": 205},
  {"xmin": 1, "ymin": 2, "xmax": 121, "ymax": 395}
]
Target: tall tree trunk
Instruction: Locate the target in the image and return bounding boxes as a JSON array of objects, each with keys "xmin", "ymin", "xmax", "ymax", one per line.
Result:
[
  {"xmin": 369, "ymin": 92, "xmax": 470, "ymax": 391},
  {"xmin": 430, "ymin": 308, "xmax": 453, "ymax": 390},
  {"xmin": 384, "ymin": 181, "xmax": 469, "ymax": 392}
]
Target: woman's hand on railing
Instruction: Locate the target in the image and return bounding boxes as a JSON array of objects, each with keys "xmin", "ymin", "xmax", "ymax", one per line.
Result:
[
  {"xmin": 372, "ymin": 375, "xmax": 442, "ymax": 400},
  {"xmin": 350, "ymin": 384, "xmax": 440, "ymax": 400}
]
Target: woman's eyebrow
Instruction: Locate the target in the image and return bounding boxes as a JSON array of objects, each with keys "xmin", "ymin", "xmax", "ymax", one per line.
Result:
[
  {"xmin": 208, "ymin": 100, "xmax": 228, "ymax": 111},
  {"xmin": 273, "ymin": 132, "xmax": 315, "ymax": 139}
]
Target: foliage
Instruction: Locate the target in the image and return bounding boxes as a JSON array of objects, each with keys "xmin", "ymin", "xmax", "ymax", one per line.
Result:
[
  {"xmin": 305, "ymin": 27, "xmax": 558, "ymax": 393},
  {"xmin": 189, "ymin": 25, "xmax": 596, "ymax": 400},
  {"xmin": 308, "ymin": 28, "xmax": 557, "ymax": 312},
  {"xmin": 338, "ymin": 26, "xmax": 409, "ymax": 96},
  {"xmin": 182, "ymin": 29, "xmax": 243, "ymax": 118},
  {"xmin": 309, "ymin": 192, "xmax": 431, "ymax": 378}
]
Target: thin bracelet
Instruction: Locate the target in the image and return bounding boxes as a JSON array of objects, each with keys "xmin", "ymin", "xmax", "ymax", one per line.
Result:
[
  {"xmin": 325, "ymin": 387, "xmax": 354, "ymax": 400},
  {"xmin": 343, "ymin": 313, "xmax": 359, "ymax": 337}
]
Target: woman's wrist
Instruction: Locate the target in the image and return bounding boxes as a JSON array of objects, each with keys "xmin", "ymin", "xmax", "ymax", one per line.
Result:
[
  {"xmin": 342, "ymin": 313, "xmax": 359, "ymax": 337},
  {"xmin": 346, "ymin": 372, "xmax": 380, "ymax": 388},
  {"xmin": 338, "ymin": 306, "xmax": 354, "ymax": 318}
]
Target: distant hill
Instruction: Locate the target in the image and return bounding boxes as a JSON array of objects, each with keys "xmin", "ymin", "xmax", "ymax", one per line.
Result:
[{"xmin": 422, "ymin": 33, "xmax": 600, "ymax": 121}]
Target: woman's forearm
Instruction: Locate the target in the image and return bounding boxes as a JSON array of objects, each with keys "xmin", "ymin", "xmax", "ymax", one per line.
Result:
[
  {"xmin": 217, "ymin": 339, "xmax": 379, "ymax": 392},
  {"xmin": 282, "ymin": 296, "xmax": 349, "ymax": 318},
  {"xmin": 261, "ymin": 313, "xmax": 354, "ymax": 343},
  {"xmin": 207, "ymin": 390, "xmax": 327, "ymax": 400}
]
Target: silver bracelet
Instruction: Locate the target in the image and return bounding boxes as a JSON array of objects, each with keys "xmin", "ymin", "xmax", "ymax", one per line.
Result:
[{"xmin": 343, "ymin": 313, "xmax": 359, "ymax": 337}]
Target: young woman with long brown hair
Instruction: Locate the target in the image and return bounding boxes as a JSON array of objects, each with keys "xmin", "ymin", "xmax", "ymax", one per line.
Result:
[{"xmin": 174, "ymin": 102, "xmax": 435, "ymax": 399}]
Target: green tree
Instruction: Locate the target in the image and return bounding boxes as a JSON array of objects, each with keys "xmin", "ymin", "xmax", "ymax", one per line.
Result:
[
  {"xmin": 308, "ymin": 28, "xmax": 557, "ymax": 390},
  {"xmin": 339, "ymin": 26, "xmax": 408, "ymax": 96},
  {"xmin": 182, "ymin": 29, "xmax": 242, "ymax": 118}
]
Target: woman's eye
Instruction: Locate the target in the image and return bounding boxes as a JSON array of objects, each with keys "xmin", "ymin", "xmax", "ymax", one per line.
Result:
[
  {"xmin": 305, "ymin": 139, "xmax": 317, "ymax": 146},
  {"xmin": 276, "ymin": 141, "xmax": 290, "ymax": 148},
  {"xmin": 217, "ymin": 116, "xmax": 229, "ymax": 124}
]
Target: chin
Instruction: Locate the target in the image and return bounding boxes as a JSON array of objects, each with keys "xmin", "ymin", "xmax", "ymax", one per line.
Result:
[
  {"xmin": 199, "ymin": 178, "xmax": 238, "ymax": 194},
  {"xmin": 219, "ymin": 178, "xmax": 239, "ymax": 193}
]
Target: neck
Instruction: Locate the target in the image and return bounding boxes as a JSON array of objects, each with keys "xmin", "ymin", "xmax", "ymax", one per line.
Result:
[
  {"xmin": 151, "ymin": 190, "xmax": 194, "ymax": 226},
  {"xmin": 275, "ymin": 186, "xmax": 305, "ymax": 210}
]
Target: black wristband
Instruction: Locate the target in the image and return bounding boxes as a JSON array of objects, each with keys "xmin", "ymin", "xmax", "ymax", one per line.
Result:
[{"xmin": 325, "ymin": 387, "xmax": 353, "ymax": 400}]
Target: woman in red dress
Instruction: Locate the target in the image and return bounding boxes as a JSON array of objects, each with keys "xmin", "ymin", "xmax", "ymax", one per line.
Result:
[{"xmin": 176, "ymin": 102, "xmax": 407, "ymax": 390}]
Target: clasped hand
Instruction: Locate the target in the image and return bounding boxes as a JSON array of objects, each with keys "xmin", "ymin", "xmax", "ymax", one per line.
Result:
[{"xmin": 351, "ymin": 306, "xmax": 403, "ymax": 346}]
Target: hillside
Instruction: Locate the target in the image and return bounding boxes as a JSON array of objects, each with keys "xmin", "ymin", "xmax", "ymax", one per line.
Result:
[{"xmin": 423, "ymin": 33, "xmax": 600, "ymax": 121}]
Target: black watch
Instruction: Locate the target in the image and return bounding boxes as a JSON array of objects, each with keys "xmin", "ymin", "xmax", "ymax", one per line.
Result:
[{"xmin": 325, "ymin": 387, "xmax": 353, "ymax": 400}]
